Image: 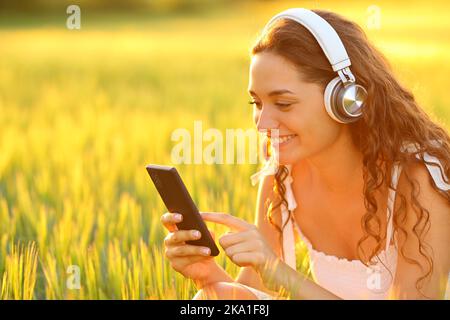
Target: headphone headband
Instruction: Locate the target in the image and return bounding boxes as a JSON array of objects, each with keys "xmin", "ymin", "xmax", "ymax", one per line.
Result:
[
  {"xmin": 262, "ymin": 8, "xmax": 367, "ymax": 124},
  {"xmin": 262, "ymin": 8, "xmax": 351, "ymax": 73}
]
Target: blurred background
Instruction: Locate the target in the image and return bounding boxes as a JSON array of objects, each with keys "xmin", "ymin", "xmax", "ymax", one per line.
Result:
[{"xmin": 0, "ymin": 0, "xmax": 449, "ymax": 299}]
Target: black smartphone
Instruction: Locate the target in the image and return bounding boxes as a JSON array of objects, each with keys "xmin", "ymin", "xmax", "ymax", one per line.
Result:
[{"xmin": 146, "ymin": 164, "xmax": 220, "ymax": 256}]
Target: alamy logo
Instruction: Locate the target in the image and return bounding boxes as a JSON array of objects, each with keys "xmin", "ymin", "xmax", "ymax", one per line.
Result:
[
  {"xmin": 170, "ymin": 121, "xmax": 279, "ymax": 165},
  {"xmin": 66, "ymin": 265, "xmax": 81, "ymax": 290},
  {"xmin": 366, "ymin": 265, "xmax": 382, "ymax": 291},
  {"xmin": 366, "ymin": 5, "xmax": 382, "ymax": 30},
  {"xmin": 66, "ymin": 5, "xmax": 81, "ymax": 30}
]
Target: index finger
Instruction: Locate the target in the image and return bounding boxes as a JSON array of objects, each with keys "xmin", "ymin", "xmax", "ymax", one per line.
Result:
[
  {"xmin": 160, "ymin": 212, "xmax": 182, "ymax": 232},
  {"xmin": 199, "ymin": 212, "xmax": 254, "ymax": 232}
]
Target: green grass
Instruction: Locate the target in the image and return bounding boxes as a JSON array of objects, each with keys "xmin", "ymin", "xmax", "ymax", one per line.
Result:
[{"xmin": 0, "ymin": 0, "xmax": 449, "ymax": 299}]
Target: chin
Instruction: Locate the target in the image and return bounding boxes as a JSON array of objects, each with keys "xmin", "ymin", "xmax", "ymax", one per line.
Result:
[
  {"xmin": 270, "ymin": 135, "xmax": 302, "ymax": 166},
  {"xmin": 270, "ymin": 143, "xmax": 303, "ymax": 165},
  {"xmin": 274, "ymin": 149, "xmax": 303, "ymax": 166}
]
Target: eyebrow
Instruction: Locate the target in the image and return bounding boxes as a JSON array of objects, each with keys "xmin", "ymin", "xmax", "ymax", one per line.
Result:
[{"xmin": 248, "ymin": 89, "xmax": 295, "ymax": 97}]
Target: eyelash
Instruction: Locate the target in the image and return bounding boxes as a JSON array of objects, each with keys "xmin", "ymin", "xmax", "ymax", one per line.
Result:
[
  {"xmin": 248, "ymin": 101, "xmax": 261, "ymax": 109},
  {"xmin": 248, "ymin": 101, "xmax": 292, "ymax": 109}
]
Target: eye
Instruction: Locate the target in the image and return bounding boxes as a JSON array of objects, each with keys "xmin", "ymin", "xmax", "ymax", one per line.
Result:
[
  {"xmin": 248, "ymin": 100, "xmax": 262, "ymax": 110},
  {"xmin": 275, "ymin": 103, "xmax": 292, "ymax": 108}
]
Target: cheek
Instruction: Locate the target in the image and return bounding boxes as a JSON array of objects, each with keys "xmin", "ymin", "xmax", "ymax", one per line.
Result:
[
  {"xmin": 287, "ymin": 106, "xmax": 317, "ymax": 135},
  {"xmin": 294, "ymin": 103, "xmax": 341, "ymax": 144},
  {"xmin": 309, "ymin": 114, "xmax": 342, "ymax": 148},
  {"xmin": 285, "ymin": 113, "xmax": 305, "ymax": 134}
]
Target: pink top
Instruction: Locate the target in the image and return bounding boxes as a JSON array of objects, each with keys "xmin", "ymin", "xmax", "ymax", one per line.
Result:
[{"xmin": 249, "ymin": 140, "xmax": 450, "ymax": 299}]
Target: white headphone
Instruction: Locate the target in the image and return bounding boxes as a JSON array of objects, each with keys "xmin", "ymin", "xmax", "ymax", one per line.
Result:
[{"xmin": 262, "ymin": 8, "xmax": 367, "ymax": 124}]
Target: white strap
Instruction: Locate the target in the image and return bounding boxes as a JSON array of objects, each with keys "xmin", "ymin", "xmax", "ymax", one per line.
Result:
[
  {"xmin": 250, "ymin": 152, "xmax": 279, "ymax": 186},
  {"xmin": 262, "ymin": 8, "xmax": 351, "ymax": 72},
  {"xmin": 401, "ymin": 140, "xmax": 450, "ymax": 191},
  {"xmin": 422, "ymin": 152, "xmax": 450, "ymax": 191}
]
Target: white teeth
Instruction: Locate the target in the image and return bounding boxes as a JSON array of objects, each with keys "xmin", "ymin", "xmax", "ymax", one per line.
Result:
[{"xmin": 270, "ymin": 134, "xmax": 296, "ymax": 145}]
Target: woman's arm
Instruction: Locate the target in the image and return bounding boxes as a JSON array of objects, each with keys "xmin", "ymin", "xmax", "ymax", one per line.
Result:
[
  {"xmin": 256, "ymin": 256, "xmax": 341, "ymax": 300},
  {"xmin": 193, "ymin": 262, "xmax": 235, "ymax": 290},
  {"xmin": 389, "ymin": 162, "xmax": 450, "ymax": 299}
]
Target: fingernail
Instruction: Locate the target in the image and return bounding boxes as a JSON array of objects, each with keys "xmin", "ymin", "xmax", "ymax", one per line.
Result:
[
  {"xmin": 192, "ymin": 230, "xmax": 201, "ymax": 238},
  {"xmin": 202, "ymin": 248, "xmax": 210, "ymax": 255},
  {"xmin": 174, "ymin": 214, "xmax": 182, "ymax": 222}
]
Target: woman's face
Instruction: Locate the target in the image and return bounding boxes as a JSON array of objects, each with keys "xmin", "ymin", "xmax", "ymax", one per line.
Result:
[{"xmin": 248, "ymin": 51, "xmax": 345, "ymax": 165}]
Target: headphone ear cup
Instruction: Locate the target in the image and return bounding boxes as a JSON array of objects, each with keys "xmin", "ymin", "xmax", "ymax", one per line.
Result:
[
  {"xmin": 324, "ymin": 77, "xmax": 366, "ymax": 124},
  {"xmin": 324, "ymin": 77, "xmax": 347, "ymax": 123}
]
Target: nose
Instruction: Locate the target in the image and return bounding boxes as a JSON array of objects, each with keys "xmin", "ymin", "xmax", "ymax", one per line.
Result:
[{"xmin": 255, "ymin": 107, "xmax": 279, "ymax": 135}]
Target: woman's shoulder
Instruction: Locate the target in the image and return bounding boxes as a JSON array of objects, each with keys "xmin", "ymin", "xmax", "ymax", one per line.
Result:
[
  {"xmin": 397, "ymin": 139, "xmax": 449, "ymax": 192},
  {"xmin": 391, "ymin": 144, "xmax": 450, "ymax": 297},
  {"xmin": 394, "ymin": 143, "xmax": 449, "ymax": 243}
]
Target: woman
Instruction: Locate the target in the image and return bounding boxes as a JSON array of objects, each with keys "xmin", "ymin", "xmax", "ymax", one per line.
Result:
[{"xmin": 160, "ymin": 8, "xmax": 450, "ymax": 299}]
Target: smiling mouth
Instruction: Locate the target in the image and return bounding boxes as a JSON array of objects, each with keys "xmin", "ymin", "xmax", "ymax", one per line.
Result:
[{"xmin": 269, "ymin": 134, "xmax": 298, "ymax": 146}]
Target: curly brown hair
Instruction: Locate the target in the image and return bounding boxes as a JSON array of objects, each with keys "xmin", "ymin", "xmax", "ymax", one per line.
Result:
[{"xmin": 250, "ymin": 9, "xmax": 450, "ymax": 297}]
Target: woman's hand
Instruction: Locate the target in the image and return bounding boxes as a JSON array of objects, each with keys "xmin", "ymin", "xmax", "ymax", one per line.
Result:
[
  {"xmin": 160, "ymin": 212, "xmax": 218, "ymax": 282},
  {"xmin": 200, "ymin": 212, "xmax": 279, "ymax": 274}
]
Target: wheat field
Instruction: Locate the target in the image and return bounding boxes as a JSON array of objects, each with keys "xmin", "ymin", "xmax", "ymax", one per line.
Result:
[{"xmin": 0, "ymin": 0, "xmax": 449, "ymax": 299}]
